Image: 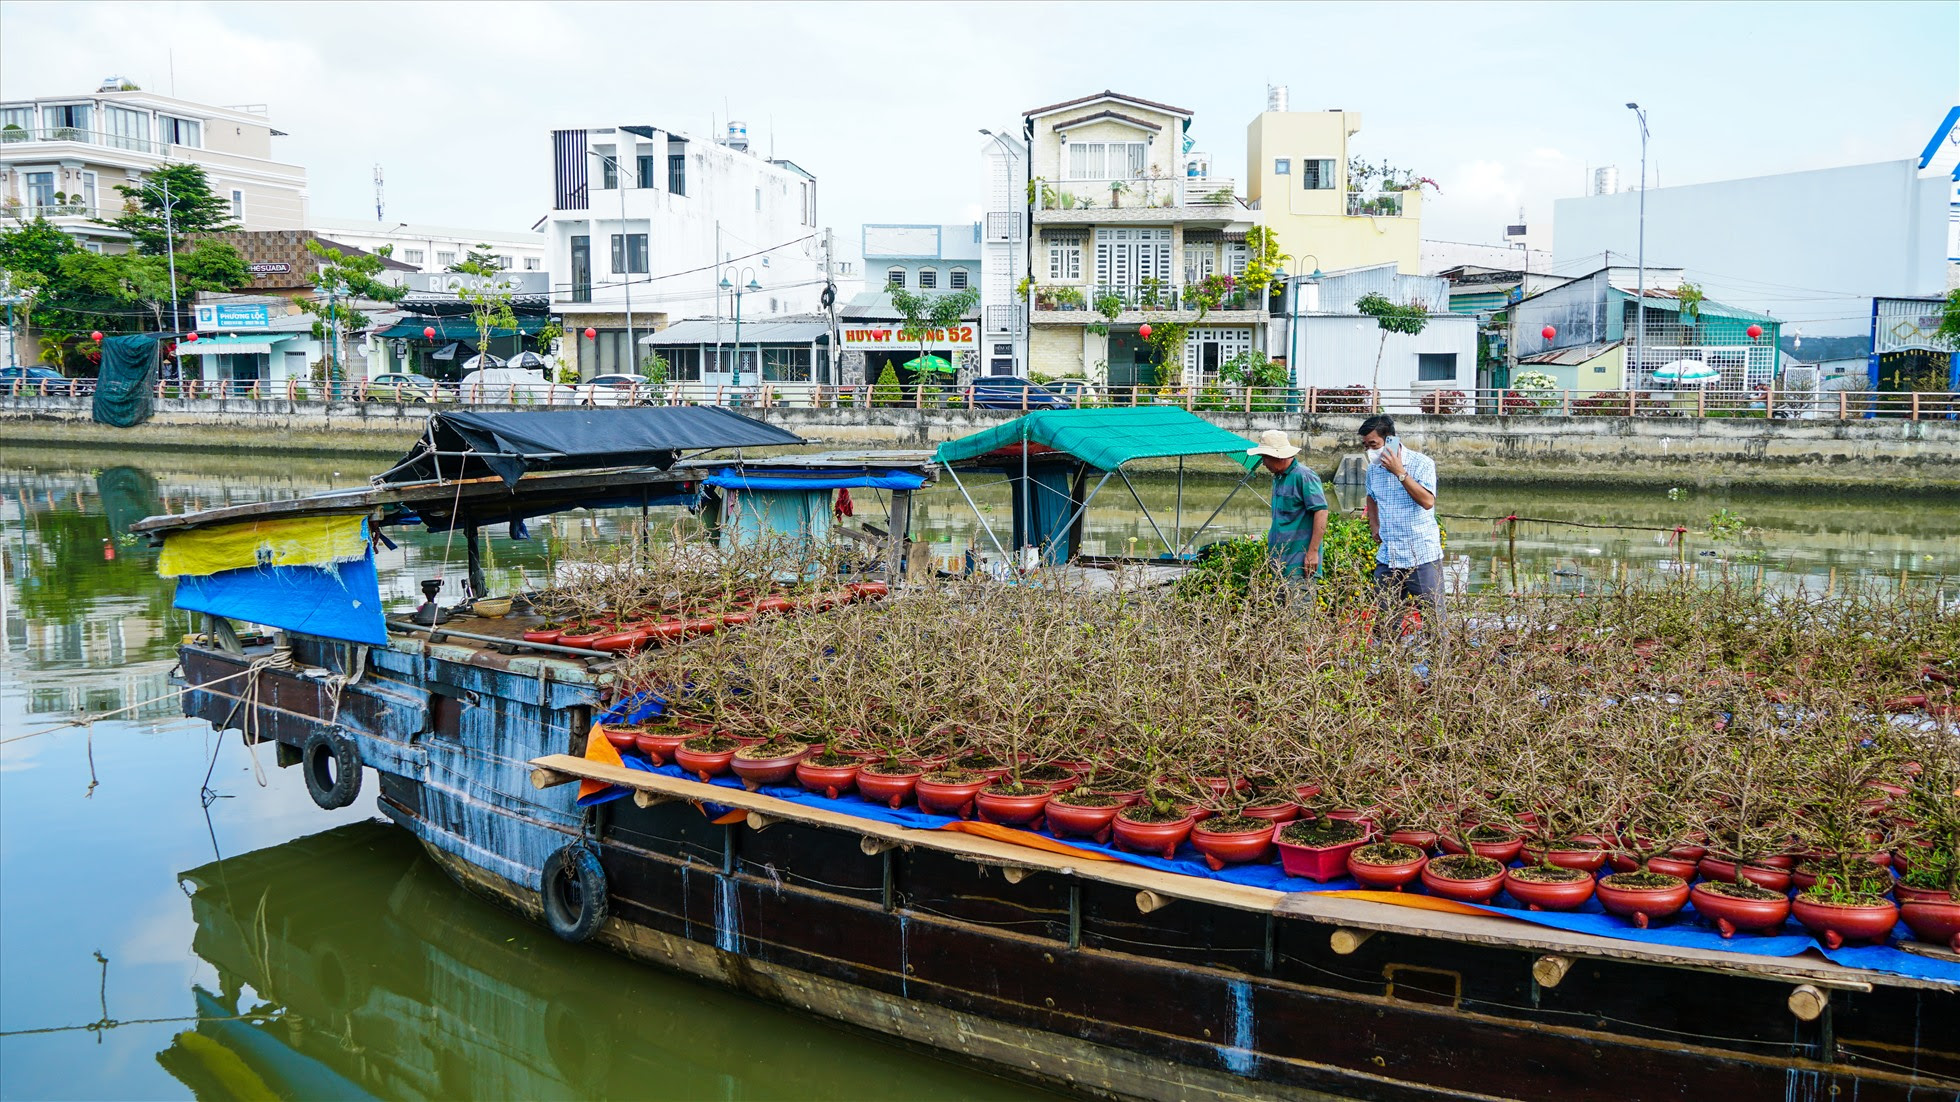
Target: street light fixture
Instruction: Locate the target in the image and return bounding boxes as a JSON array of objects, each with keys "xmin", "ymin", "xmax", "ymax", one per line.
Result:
[
  {"xmin": 719, "ymin": 267, "xmax": 762, "ymax": 388},
  {"xmin": 132, "ymin": 175, "xmax": 180, "ymax": 333},
  {"xmin": 587, "ymin": 148, "xmax": 636, "ymax": 377},
  {"xmin": 1627, "ymin": 103, "xmax": 1649, "ymax": 387}
]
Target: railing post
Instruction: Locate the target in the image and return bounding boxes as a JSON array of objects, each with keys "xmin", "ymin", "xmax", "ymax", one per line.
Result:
[
  {"xmin": 1837, "ymin": 390, "xmax": 1847, "ymax": 420},
  {"xmin": 1911, "ymin": 391, "xmax": 1920, "ymax": 421},
  {"xmin": 1765, "ymin": 383, "xmax": 1775, "ymax": 420},
  {"xmin": 716, "ymin": 385, "xmax": 725, "ymax": 407},
  {"xmin": 1020, "ymin": 385, "xmax": 1028, "ymax": 411},
  {"xmin": 1562, "ymin": 389, "xmax": 1571, "ymax": 416},
  {"xmin": 1696, "ymin": 388, "xmax": 1706, "ymax": 418},
  {"xmin": 1625, "ymin": 388, "xmax": 1635, "ymax": 417},
  {"xmin": 1307, "ymin": 387, "xmax": 1318, "ymax": 416}
]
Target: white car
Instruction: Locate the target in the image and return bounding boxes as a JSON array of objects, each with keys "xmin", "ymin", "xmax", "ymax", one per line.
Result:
[
  {"xmin": 458, "ymin": 367, "xmax": 577, "ymax": 405},
  {"xmin": 577, "ymin": 373, "xmax": 657, "ymax": 406}
]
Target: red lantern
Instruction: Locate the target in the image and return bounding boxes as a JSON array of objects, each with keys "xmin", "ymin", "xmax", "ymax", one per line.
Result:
[
  {"xmin": 183, "ymin": 332, "xmax": 198, "ymax": 342},
  {"xmin": 423, "ymin": 326, "xmax": 436, "ymax": 340},
  {"xmin": 1746, "ymin": 324, "xmax": 1763, "ymax": 339},
  {"xmin": 1138, "ymin": 323, "xmax": 1153, "ymax": 340},
  {"xmin": 583, "ymin": 327, "xmax": 597, "ymax": 340},
  {"xmin": 1541, "ymin": 326, "xmax": 1556, "ymax": 341},
  {"xmin": 90, "ymin": 330, "xmax": 104, "ymax": 342}
]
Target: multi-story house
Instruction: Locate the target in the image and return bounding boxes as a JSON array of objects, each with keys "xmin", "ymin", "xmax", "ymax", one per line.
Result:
[
  {"xmin": 1245, "ymin": 90, "xmax": 1424, "ymax": 277},
  {"xmin": 542, "ymin": 121, "xmax": 824, "ymax": 380},
  {"xmin": 0, "ymin": 80, "xmax": 307, "ymax": 251},
  {"xmin": 1512, "ymin": 266, "xmax": 1780, "ymax": 397},
  {"xmin": 978, "ymin": 130, "xmax": 1028, "ymax": 377},
  {"xmin": 843, "ymin": 223, "xmax": 983, "ymax": 383},
  {"xmin": 309, "ymin": 217, "xmax": 547, "ymax": 277},
  {"xmin": 1021, "ymin": 91, "xmax": 1267, "ymax": 389}
]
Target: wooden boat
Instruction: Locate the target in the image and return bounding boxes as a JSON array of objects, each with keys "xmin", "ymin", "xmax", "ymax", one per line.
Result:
[{"xmin": 136, "ymin": 410, "xmax": 1960, "ymax": 1101}]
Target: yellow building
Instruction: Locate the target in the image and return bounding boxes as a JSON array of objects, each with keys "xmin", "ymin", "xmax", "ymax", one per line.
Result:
[{"xmin": 1245, "ymin": 109, "xmax": 1422, "ymax": 275}]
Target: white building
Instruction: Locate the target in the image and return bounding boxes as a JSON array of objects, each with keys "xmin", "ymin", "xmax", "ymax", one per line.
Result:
[
  {"xmin": 308, "ymin": 217, "xmax": 547, "ymax": 276},
  {"xmin": 542, "ymin": 121, "xmax": 825, "ymax": 380},
  {"xmin": 1276, "ymin": 264, "xmax": 1477, "ymax": 400},
  {"xmin": 978, "ymin": 130, "xmax": 1028, "ymax": 376},
  {"xmin": 1553, "ymin": 157, "xmax": 1951, "ymax": 338},
  {"xmin": 1, "ymin": 80, "xmax": 307, "ymax": 251}
]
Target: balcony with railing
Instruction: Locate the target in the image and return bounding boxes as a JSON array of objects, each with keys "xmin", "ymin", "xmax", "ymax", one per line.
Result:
[
  {"xmin": 984, "ymin": 303, "xmax": 1025, "ymax": 334},
  {"xmin": 0, "ymin": 126, "xmax": 176, "ymax": 155},
  {"xmin": 1032, "ymin": 176, "xmax": 1245, "ymax": 224},
  {"xmin": 6, "ymin": 200, "xmax": 106, "ymax": 220},
  {"xmin": 1030, "ymin": 280, "xmax": 1269, "ymax": 324},
  {"xmin": 1345, "ymin": 191, "xmax": 1406, "ymax": 218}
]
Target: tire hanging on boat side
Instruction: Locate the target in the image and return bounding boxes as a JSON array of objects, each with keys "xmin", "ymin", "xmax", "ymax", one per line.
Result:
[
  {"xmin": 301, "ymin": 729, "xmax": 363, "ymax": 810},
  {"xmin": 541, "ymin": 845, "xmax": 609, "ymax": 943}
]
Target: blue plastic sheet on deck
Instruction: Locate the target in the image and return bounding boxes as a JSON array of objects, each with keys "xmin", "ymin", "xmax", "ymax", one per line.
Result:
[
  {"xmin": 172, "ymin": 553, "xmax": 387, "ymax": 645},
  {"xmin": 582, "ymin": 741, "xmax": 1960, "ymax": 986}
]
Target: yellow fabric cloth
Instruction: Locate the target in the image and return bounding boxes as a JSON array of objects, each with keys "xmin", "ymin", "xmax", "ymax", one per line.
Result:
[{"xmin": 159, "ymin": 514, "xmax": 370, "ymax": 578}]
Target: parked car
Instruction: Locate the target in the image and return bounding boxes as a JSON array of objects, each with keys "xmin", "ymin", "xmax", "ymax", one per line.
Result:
[
  {"xmin": 577, "ymin": 373, "xmax": 657, "ymax": 406},
  {"xmin": 362, "ymin": 372, "xmax": 439, "ymax": 403},
  {"xmin": 970, "ymin": 375, "xmax": 1073, "ymax": 410},
  {"xmin": 0, "ymin": 366, "xmax": 90, "ymax": 396},
  {"xmin": 458, "ymin": 367, "xmax": 576, "ymax": 405}
]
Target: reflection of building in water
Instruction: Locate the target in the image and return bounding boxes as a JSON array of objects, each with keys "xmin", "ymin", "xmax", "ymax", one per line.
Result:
[{"xmin": 18, "ymin": 664, "xmax": 179, "ymax": 720}]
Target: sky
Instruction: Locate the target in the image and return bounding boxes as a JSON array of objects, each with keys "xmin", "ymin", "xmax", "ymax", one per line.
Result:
[{"xmin": 1, "ymin": 0, "xmax": 1954, "ymax": 263}]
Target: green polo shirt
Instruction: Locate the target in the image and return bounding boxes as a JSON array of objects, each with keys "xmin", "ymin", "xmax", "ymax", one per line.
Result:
[{"xmin": 1268, "ymin": 459, "xmax": 1328, "ymax": 578}]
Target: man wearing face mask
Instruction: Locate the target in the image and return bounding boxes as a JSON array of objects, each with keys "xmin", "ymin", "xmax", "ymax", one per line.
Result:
[{"xmin": 1358, "ymin": 414, "xmax": 1443, "ymax": 639}]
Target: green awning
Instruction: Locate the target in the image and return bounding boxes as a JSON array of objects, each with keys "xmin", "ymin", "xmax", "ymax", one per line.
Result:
[
  {"xmin": 178, "ymin": 334, "xmax": 299, "ymax": 356},
  {"xmin": 375, "ymin": 316, "xmax": 548, "ymax": 340},
  {"xmin": 933, "ymin": 408, "xmax": 1258, "ymax": 471}
]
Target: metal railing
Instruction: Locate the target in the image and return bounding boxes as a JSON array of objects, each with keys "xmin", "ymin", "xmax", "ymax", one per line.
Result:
[
  {"xmin": 1032, "ymin": 177, "xmax": 1240, "ymax": 212},
  {"xmin": 5, "ymin": 378, "xmax": 1955, "ymax": 421},
  {"xmin": 11, "ymin": 201, "xmax": 104, "ymax": 218},
  {"xmin": 1346, "ymin": 192, "xmax": 1406, "ymax": 217},
  {"xmin": 0, "ymin": 127, "xmax": 180, "ymax": 153}
]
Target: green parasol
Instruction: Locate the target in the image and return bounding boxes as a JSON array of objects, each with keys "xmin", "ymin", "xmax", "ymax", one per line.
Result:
[{"xmin": 902, "ymin": 354, "xmax": 956, "ymax": 375}]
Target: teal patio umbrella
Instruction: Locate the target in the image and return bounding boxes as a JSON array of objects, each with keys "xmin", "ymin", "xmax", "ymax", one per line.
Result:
[{"xmin": 1651, "ymin": 358, "xmax": 1720, "ymax": 385}]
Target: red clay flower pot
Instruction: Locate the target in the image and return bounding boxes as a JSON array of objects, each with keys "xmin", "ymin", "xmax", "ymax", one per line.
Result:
[
  {"xmin": 730, "ymin": 744, "xmax": 809, "ymax": 791},
  {"xmin": 915, "ymin": 775, "xmax": 992, "ymax": 819},
  {"xmin": 1421, "ymin": 859, "xmax": 1509, "ymax": 904},
  {"xmin": 1096, "ymin": 787, "xmax": 1146, "ymax": 807},
  {"xmin": 1791, "ymin": 895, "xmax": 1899, "ymax": 950},
  {"xmin": 633, "ymin": 729, "xmax": 691, "ymax": 765},
  {"xmin": 1697, "ymin": 857, "xmax": 1792, "ymax": 893},
  {"xmin": 1242, "ymin": 801, "xmax": 1301, "ymax": 824},
  {"xmin": 1294, "ymin": 784, "xmax": 1322, "ymax": 804},
  {"xmin": 673, "ymin": 743, "xmax": 737, "ymax": 782},
  {"xmin": 795, "ymin": 758, "xmax": 859, "ymax": 799},
  {"xmin": 1899, "ymin": 900, "xmax": 1960, "ymax": 951},
  {"xmin": 1276, "ymin": 834, "xmax": 1366, "ymax": 883},
  {"xmin": 1190, "ymin": 820, "xmax": 1277, "ymax": 871},
  {"xmin": 1690, "ymin": 883, "xmax": 1792, "ymax": 938},
  {"xmin": 857, "ymin": 766, "xmax": 921, "ymax": 809},
  {"xmin": 1346, "ymin": 847, "xmax": 1428, "ymax": 891},
  {"xmin": 848, "ymin": 581, "xmax": 890, "ymax": 598},
  {"xmin": 557, "ymin": 626, "xmax": 611, "ymax": 648},
  {"xmin": 1505, "ymin": 869, "xmax": 1597, "ymax": 912},
  {"xmin": 592, "ymin": 627, "xmax": 649, "ymax": 651},
  {"xmin": 1440, "ymin": 833, "xmax": 1523, "ymax": 862},
  {"xmin": 1388, "ymin": 829, "xmax": 1440, "ymax": 852},
  {"xmin": 1896, "ymin": 882, "xmax": 1957, "ymax": 906},
  {"xmin": 1645, "ymin": 854, "xmax": 1701, "ymax": 880},
  {"xmin": 1112, "ymin": 810, "xmax": 1197, "ymax": 859},
  {"xmin": 1524, "ymin": 838, "xmax": 1609, "ymax": 873},
  {"xmin": 976, "ymin": 787, "xmax": 1052, "ymax": 827},
  {"xmin": 1596, "ymin": 873, "xmax": 1691, "ymax": 928},
  {"xmin": 1046, "ymin": 799, "xmax": 1122, "ymax": 844},
  {"xmin": 600, "ymin": 724, "xmax": 639, "ymax": 751},
  {"xmin": 521, "ymin": 626, "xmax": 565, "ymax": 644}
]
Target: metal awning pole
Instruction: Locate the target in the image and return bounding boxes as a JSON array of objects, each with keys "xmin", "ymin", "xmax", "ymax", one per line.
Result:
[
  {"xmin": 944, "ymin": 463, "xmax": 1010, "ymax": 561},
  {"xmin": 1174, "ymin": 456, "xmax": 1184, "ymax": 558},
  {"xmin": 1020, "ymin": 420, "xmax": 1030, "ymax": 562},
  {"xmin": 1178, "ymin": 466, "xmax": 1257, "ymax": 557},
  {"xmin": 1115, "ymin": 466, "xmax": 1174, "ymax": 556}
]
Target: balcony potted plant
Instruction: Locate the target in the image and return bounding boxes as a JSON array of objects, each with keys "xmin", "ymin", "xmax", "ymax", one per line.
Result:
[{"xmin": 1052, "ymin": 286, "xmax": 1086, "ymax": 312}]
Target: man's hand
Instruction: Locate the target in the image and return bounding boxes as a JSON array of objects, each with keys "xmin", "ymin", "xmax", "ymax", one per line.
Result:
[
  {"xmin": 1303, "ymin": 550, "xmax": 1321, "ymax": 574},
  {"xmin": 1379, "ymin": 443, "xmax": 1406, "ymax": 478}
]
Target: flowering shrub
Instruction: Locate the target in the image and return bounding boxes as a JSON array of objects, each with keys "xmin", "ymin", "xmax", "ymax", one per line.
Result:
[
  {"xmin": 1312, "ymin": 384, "xmax": 1374, "ymax": 414},
  {"xmin": 1419, "ymin": 389, "xmax": 1470, "ymax": 415}
]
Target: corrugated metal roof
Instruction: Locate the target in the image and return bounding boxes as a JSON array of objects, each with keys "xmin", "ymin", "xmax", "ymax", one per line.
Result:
[
  {"xmin": 640, "ymin": 316, "xmax": 831, "ymax": 346},
  {"xmin": 1607, "ymin": 287, "xmax": 1777, "ymax": 323},
  {"xmin": 1520, "ymin": 340, "xmax": 1621, "ymax": 366}
]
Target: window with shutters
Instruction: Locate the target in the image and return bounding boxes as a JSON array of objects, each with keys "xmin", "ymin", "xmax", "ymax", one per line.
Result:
[
  {"xmin": 1182, "ymin": 327, "xmax": 1254, "ymax": 378},
  {"xmin": 949, "ymin": 268, "xmax": 969, "ymax": 290},
  {"xmin": 1065, "ymin": 141, "xmax": 1146, "ymax": 181},
  {"xmin": 1093, "ymin": 227, "xmax": 1171, "ymax": 290},
  {"xmin": 1046, "ymin": 233, "xmax": 1083, "ymax": 281},
  {"xmin": 918, "ymin": 268, "xmax": 937, "ymax": 289},
  {"xmin": 887, "ymin": 268, "xmax": 906, "ymax": 289}
]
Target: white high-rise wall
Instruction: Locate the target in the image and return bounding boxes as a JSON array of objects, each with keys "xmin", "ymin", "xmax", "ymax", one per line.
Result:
[
  {"xmin": 978, "ymin": 133, "xmax": 1028, "ymax": 376},
  {"xmin": 1554, "ymin": 160, "xmax": 1949, "ymax": 338}
]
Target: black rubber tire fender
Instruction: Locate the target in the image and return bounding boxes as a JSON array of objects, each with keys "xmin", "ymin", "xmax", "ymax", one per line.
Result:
[
  {"xmin": 540, "ymin": 845, "xmax": 609, "ymax": 943},
  {"xmin": 301, "ymin": 729, "xmax": 362, "ymax": 810}
]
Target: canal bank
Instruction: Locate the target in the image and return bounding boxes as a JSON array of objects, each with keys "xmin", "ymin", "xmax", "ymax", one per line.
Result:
[{"xmin": 5, "ymin": 397, "xmax": 1960, "ymax": 491}]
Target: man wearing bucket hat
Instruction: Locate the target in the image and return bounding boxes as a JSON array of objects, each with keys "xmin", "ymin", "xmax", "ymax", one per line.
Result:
[{"xmin": 1246, "ymin": 430, "xmax": 1328, "ymax": 603}]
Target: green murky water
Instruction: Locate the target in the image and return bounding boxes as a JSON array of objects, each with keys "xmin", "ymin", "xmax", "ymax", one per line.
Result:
[{"xmin": 2, "ymin": 445, "xmax": 1956, "ymax": 1100}]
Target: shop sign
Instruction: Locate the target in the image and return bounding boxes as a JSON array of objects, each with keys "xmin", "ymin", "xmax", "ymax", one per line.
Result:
[
  {"xmin": 840, "ymin": 324, "xmax": 976, "ymax": 350},
  {"xmin": 194, "ymin": 303, "xmax": 271, "ymax": 330}
]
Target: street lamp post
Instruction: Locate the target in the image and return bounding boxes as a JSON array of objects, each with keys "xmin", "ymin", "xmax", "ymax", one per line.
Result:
[
  {"xmin": 719, "ymin": 267, "xmax": 761, "ymax": 389},
  {"xmin": 134, "ymin": 176, "xmax": 181, "ymax": 332},
  {"xmin": 1284, "ymin": 255, "xmax": 1323, "ymax": 391},
  {"xmin": 1626, "ymin": 103, "xmax": 1649, "ymax": 388},
  {"xmin": 587, "ymin": 149, "xmax": 636, "ymax": 377}
]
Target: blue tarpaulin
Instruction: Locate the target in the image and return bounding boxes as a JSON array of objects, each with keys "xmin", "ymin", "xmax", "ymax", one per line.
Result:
[
  {"xmin": 702, "ymin": 468, "xmax": 927, "ymax": 492},
  {"xmin": 172, "ymin": 552, "xmax": 387, "ymax": 646}
]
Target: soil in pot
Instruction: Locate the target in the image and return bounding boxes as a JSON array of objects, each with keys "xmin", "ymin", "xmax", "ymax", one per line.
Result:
[
  {"xmin": 1112, "ymin": 803, "xmax": 1197, "ymax": 859},
  {"xmin": 1018, "ymin": 762, "xmax": 1076, "ymax": 787},
  {"xmin": 1421, "ymin": 854, "xmax": 1508, "ymax": 903},
  {"xmin": 1505, "ymin": 865, "xmax": 1597, "ymax": 911},
  {"xmin": 1190, "ymin": 815, "xmax": 1277, "ymax": 871},
  {"xmin": 951, "ymin": 753, "xmax": 1008, "ymax": 779},
  {"xmin": 673, "ymin": 734, "xmax": 740, "ymax": 781},
  {"xmin": 1276, "ymin": 818, "xmax": 1367, "ymax": 883},
  {"xmin": 1790, "ymin": 890, "xmax": 1900, "ymax": 949},
  {"xmin": 794, "ymin": 750, "xmax": 860, "ymax": 799},
  {"xmin": 729, "ymin": 739, "xmax": 809, "ymax": 791},
  {"xmin": 857, "ymin": 760, "xmax": 923, "ymax": 809},
  {"xmin": 1346, "ymin": 842, "xmax": 1428, "ymax": 891},
  {"xmin": 1525, "ymin": 838, "xmax": 1608, "ymax": 873},
  {"xmin": 1046, "ymin": 791, "xmax": 1123, "ymax": 843},
  {"xmin": 976, "ymin": 781, "xmax": 1052, "ymax": 826},
  {"xmin": 1691, "ymin": 880, "xmax": 1793, "ymax": 938},
  {"xmin": 1596, "ymin": 871, "xmax": 1691, "ymax": 928},
  {"xmin": 1697, "ymin": 856, "xmax": 1793, "ymax": 893}
]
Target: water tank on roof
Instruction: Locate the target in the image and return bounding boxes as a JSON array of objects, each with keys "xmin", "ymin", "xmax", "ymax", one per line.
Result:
[
  {"xmin": 726, "ymin": 121, "xmax": 748, "ymax": 152},
  {"xmin": 1267, "ymin": 85, "xmax": 1289, "ymax": 112},
  {"xmin": 1593, "ymin": 166, "xmax": 1619, "ymax": 196}
]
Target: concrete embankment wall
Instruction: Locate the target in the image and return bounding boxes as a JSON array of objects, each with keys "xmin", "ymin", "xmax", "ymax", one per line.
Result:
[{"xmin": 5, "ymin": 396, "xmax": 1958, "ymax": 492}]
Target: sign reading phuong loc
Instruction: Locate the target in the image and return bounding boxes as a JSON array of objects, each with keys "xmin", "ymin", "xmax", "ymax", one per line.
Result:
[
  {"xmin": 840, "ymin": 324, "xmax": 977, "ymax": 350},
  {"xmin": 193, "ymin": 303, "xmax": 272, "ymax": 330}
]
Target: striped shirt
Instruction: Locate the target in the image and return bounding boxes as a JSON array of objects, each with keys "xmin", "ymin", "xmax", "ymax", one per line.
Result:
[
  {"xmin": 1366, "ymin": 446, "xmax": 1442, "ymax": 568},
  {"xmin": 1267, "ymin": 460, "xmax": 1328, "ymax": 578}
]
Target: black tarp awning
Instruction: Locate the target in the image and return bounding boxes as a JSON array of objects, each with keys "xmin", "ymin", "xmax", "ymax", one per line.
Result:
[{"xmin": 380, "ymin": 407, "xmax": 807, "ymax": 487}]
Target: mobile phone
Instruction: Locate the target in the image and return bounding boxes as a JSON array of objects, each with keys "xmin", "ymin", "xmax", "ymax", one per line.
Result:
[{"xmin": 1384, "ymin": 435, "xmax": 1401, "ymax": 456}]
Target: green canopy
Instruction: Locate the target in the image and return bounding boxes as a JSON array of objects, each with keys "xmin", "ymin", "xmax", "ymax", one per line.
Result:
[
  {"xmin": 375, "ymin": 315, "xmax": 549, "ymax": 340},
  {"xmin": 902, "ymin": 354, "xmax": 955, "ymax": 374},
  {"xmin": 933, "ymin": 408, "xmax": 1258, "ymax": 471}
]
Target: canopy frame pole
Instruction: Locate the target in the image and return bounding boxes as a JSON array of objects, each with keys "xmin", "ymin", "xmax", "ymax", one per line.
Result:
[
  {"xmin": 371, "ymin": 421, "xmax": 440, "ymax": 486},
  {"xmin": 1174, "ymin": 456, "xmax": 1184, "ymax": 558},
  {"xmin": 1020, "ymin": 420, "xmax": 1031, "ymax": 565},
  {"xmin": 943, "ymin": 463, "xmax": 1010, "ymax": 562},
  {"xmin": 1050, "ymin": 468, "xmax": 1114, "ymax": 565},
  {"xmin": 1177, "ymin": 466, "xmax": 1257, "ymax": 557},
  {"xmin": 1115, "ymin": 466, "xmax": 1175, "ymax": 556}
]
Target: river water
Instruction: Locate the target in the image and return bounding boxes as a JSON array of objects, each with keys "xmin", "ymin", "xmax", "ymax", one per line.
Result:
[{"xmin": 2, "ymin": 445, "xmax": 1956, "ymax": 1100}]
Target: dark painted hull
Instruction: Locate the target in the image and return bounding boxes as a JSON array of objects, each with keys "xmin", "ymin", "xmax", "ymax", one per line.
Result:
[{"xmin": 179, "ymin": 642, "xmax": 1960, "ymax": 1101}]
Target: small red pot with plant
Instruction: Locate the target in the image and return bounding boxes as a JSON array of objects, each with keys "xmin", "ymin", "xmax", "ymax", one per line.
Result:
[
  {"xmin": 673, "ymin": 734, "xmax": 741, "ymax": 782},
  {"xmin": 976, "ymin": 781, "xmax": 1052, "ymax": 826},
  {"xmin": 1046, "ymin": 790, "xmax": 1123, "ymax": 843},
  {"xmin": 795, "ymin": 749, "xmax": 861, "ymax": 799},
  {"xmin": 1690, "ymin": 881, "xmax": 1792, "ymax": 938},
  {"xmin": 1697, "ymin": 856, "xmax": 1793, "ymax": 893},
  {"xmin": 1190, "ymin": 815, "xmax": 1277, "ymax": 871},
  {"xmin": 1017, "ymin": 762, "xmax": 1078, "ymax": 792},
  {"xmin": 1899, "ymin": 897, "xmax": 1960, "ymax": 951},
  {"xmin": 1387, "ymin": 829, "xmax": 1440, "ymax": 852},
  {"xmin": 1505, "ymin": 865, "xmax": 1597, "ymax": 911},
  {"xmin": 1113, "ymin": 800, "xmax": 1198, "ymax": 859},
  {"xmin": 1790, "ymin": 891, "xmax": 1899, "ymax": 949},
  {"xmin": 1596, "ymin": 871, "xmax": 1692, "ymax": 928},
  {"xmin": 730, "ymin": 738, "xmax": 809, "ymax": 791},
  {"xmin": 1524, "ymin": 836, "xmax": 1608, "ymax": 873},
  {"xmin": 1276, "ymin": 818, "xmax": 1367, "ymax": 882},
  {"xmin": 857, "ymin": 759, "xmax": 923, "ymax": 808},
  {"xmin": 1346, "ymin": 842, "xmax": 1428, "ymax": 891},
  {"xmin": 915, "ymin": 770, "xmax": 992, "ymax": 819},
  {"xmin": 1421, "ymin": 854, "xmax": 1509, "ymax": 903},
  {"xmin": 634, "ymin": 725, "xmax": 693, "ymax": 765},
  {"xmin": 1440, "ymin": 826, "xmax": 1523, "ymax": 863},
  {"xmin": 1242, "ymin": 800, "xmax": 1301, "ymax": 824}
]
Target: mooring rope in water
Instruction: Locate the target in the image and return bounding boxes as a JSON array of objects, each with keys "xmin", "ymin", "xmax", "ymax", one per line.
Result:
[{"xmin": 0, "ymin": 664, "xmax": 265, "ymax": 746}]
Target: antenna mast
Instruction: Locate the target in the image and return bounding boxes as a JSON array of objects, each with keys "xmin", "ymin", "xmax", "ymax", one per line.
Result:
[{"xmin": 373, "ymin": 164, "xmax": 384, "ymax": 222}]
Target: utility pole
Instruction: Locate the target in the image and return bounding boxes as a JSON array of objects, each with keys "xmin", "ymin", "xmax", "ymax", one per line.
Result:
[
  {"xmin": 158, "ymin": 176, "xmax": 179, "ymax": 334},
  {"xmin": 822, "ymin": 227, "xmax": 839, "ymax": 385},
  {"xmin": 1627, "ymin": 103, "xmax": 1649, "ymax": 389},
  {"xmin": 587, "ymin": 149, "xmax": 634, "ymax": 375}
]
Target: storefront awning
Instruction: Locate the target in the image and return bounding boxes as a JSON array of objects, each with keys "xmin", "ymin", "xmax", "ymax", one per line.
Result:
[
  {"xmin": 178, "ymin": 334, "xmax": 299, "ymax": 356},
  {"xmin": 376, "ymin": 316, "xmax": 549, "ymax": 340}
]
